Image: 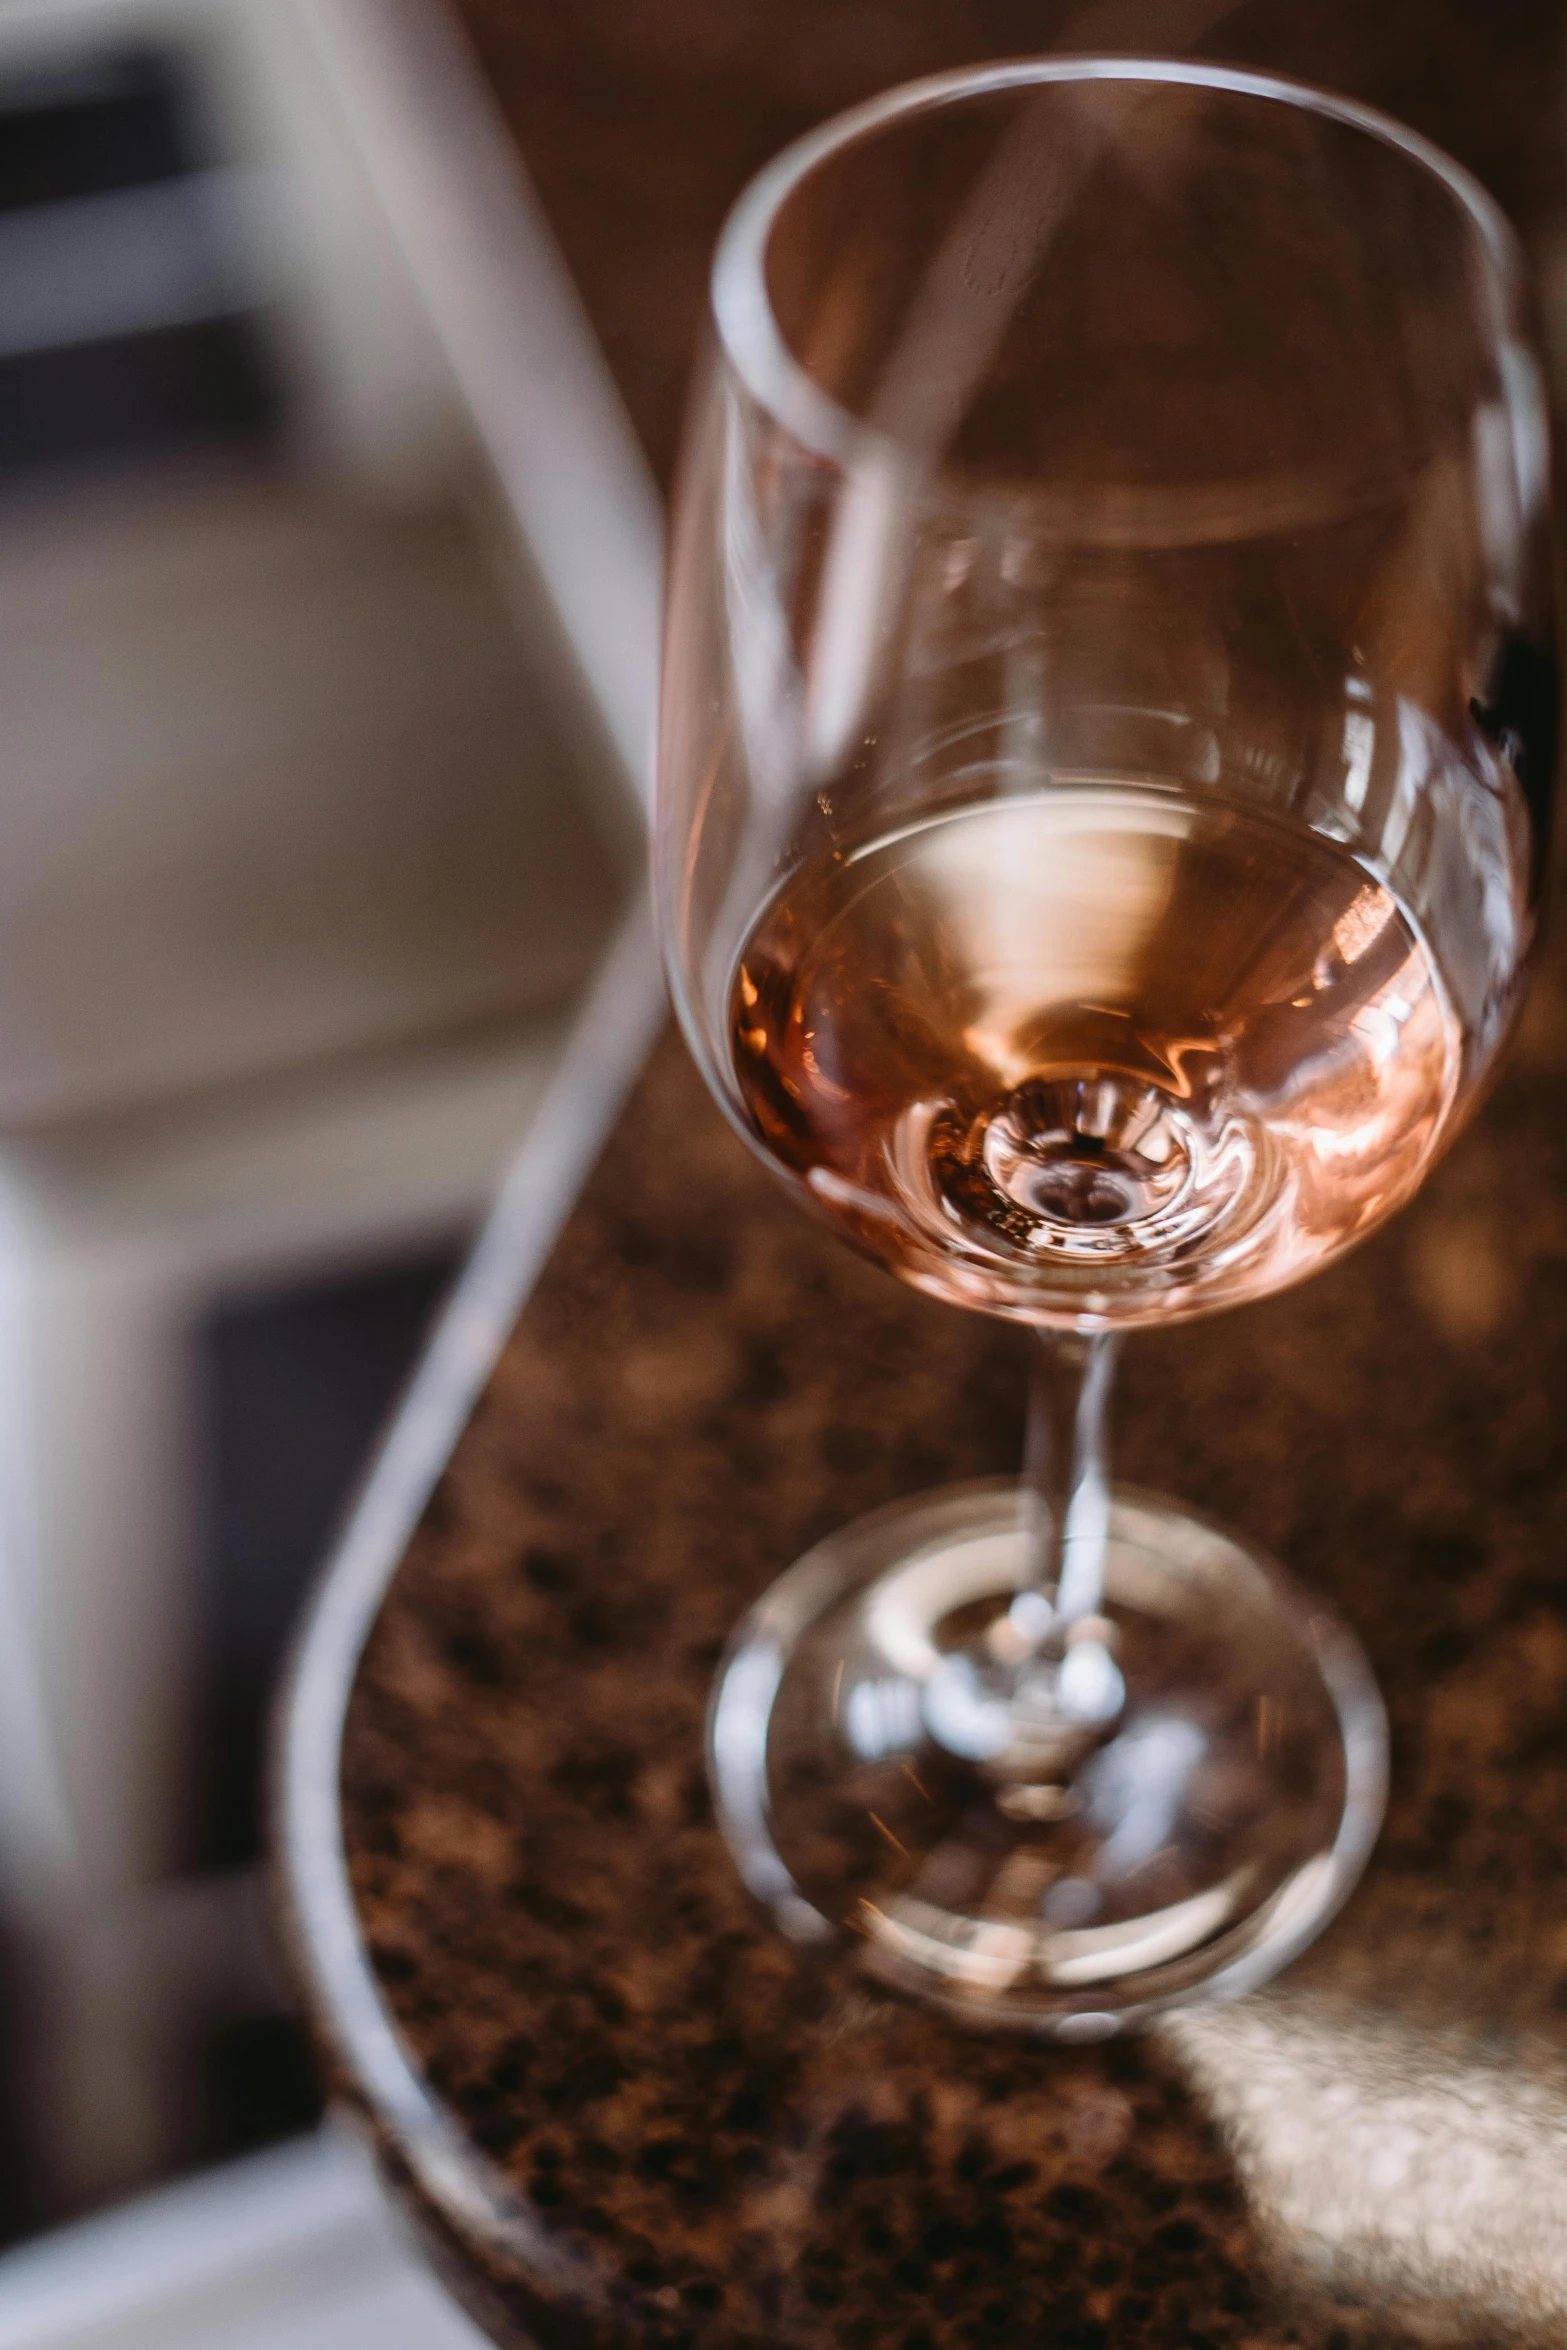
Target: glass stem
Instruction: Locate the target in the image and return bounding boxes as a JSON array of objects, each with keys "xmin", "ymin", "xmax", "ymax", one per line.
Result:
[{"xmin": 1020, "ymin": 1328, "xmax": 1120, "ymax": 1631}]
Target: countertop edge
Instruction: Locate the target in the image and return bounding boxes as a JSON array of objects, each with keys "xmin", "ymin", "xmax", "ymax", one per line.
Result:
[{"xmin": 270, "ymin": 898, "xmax": 664, "ymax": 2266}]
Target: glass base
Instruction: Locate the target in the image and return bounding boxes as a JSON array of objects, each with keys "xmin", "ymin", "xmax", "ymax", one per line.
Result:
[{"xmin": 709, "ymin": 1480, "xmax": 1387, "ymax": 2036}]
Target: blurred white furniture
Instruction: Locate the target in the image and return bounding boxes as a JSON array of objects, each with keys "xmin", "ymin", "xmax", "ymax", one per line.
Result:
[
  {"xmin": 0, "ymin": 0, "xmax": 659, "ymax": 2211},
  {"xmin": 0, "ymin": 2127, "xmax": 487, "ymax": 2349}
]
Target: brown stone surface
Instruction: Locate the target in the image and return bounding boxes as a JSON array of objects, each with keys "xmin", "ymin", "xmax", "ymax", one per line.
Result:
[{"xmin": 342, "ymin": 955, "xmax": 1567, "ymax": 2346}]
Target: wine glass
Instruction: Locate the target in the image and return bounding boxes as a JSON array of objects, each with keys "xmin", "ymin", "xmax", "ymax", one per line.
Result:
[{"xmin": 655, "ymin": 59, "xmax": 1556, "ymax": 2033}]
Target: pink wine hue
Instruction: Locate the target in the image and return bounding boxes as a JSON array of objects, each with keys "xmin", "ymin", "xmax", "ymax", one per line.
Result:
[{"xmin": 729, "ymin": 787, "xmax": 1459, "ymax": 1326}]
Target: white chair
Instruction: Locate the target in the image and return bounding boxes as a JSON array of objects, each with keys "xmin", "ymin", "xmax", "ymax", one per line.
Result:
[
  {"xmin": 0, "ymin": 0, "xmax": 659, "ymax": 2211},
  {"xmin": 0, "ymin": 2126, "xmax": 488, "ymax": 2349}
]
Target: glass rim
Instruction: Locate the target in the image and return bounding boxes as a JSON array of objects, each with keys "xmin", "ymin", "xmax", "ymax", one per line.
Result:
[{"xmin": 710, "ymin": 54, "xmax": 1529, "ymax": 468}]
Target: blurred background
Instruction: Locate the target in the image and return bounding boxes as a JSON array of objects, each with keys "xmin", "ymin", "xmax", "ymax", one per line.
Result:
[
  {"xmin": 0, "ymin": 0, "xmax": 1552, "ymax": 2344},
  {"xmin": 0, "ymin": 0, "xmax": 656, "ymax": 2327}
]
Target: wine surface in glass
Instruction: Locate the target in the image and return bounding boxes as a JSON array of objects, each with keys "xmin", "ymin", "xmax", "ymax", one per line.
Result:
[{"xmin": 729, "ymin": 786, "xmax": 1460, "ymax": 1326}]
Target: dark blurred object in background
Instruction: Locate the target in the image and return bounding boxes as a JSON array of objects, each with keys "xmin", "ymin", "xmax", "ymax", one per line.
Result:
[
  {"xmin": 192, "ymin": 1244, "xmax": 459, "ymax": 1876},
  {"xmin": 0, "ymin": 47, "xmax": 280, "ymax": 483}
]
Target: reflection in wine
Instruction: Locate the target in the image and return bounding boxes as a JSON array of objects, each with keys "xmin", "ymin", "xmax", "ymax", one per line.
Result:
[{"xmin": 731, "ymin": 784, "xmax": 1461, "ymax": 1324}]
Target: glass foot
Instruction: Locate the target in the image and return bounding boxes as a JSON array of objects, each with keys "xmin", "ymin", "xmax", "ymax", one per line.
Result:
[{"xmin": 709, "ymin": 1480, "xmax": 1386, "ymax": 2035}]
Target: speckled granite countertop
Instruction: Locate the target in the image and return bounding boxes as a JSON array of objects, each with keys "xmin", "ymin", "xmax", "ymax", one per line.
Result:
[{"xmin": 318, "ymin": 956, "xmax": 1567, "ymax": 2349}]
